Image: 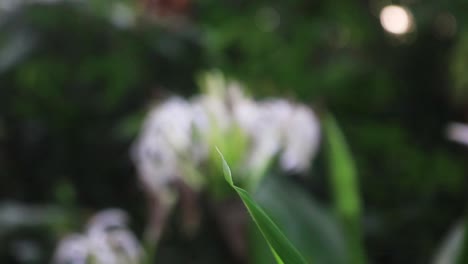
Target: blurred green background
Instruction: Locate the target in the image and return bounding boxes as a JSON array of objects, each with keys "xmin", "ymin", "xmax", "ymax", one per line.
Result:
[{"xmin": 1, "ymin": 0, "xmax": 468, "ymax": 263}]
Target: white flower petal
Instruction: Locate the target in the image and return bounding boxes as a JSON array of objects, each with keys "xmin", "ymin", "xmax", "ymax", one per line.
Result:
[
  {"xmin": 447, "ymin": 122, "xmax": 468, "ymax": 146},
  {"xmin": 52, "ymin": 234, "xmax": 89, "ymax": 264},
  {"xmin": 280, "ymin": 105, "xmax": 321, "ymax": 172}
]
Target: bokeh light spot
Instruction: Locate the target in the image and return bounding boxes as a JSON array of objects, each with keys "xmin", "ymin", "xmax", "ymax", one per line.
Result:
[{"xmin": 380, "ymin": 5, "xmax": 413, "ymax": 35}]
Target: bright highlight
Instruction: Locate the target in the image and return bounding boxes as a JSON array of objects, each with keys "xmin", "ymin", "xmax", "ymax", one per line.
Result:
[{"xmin": 379, "ymin": 5, "xmax": 413, "ymax": 35}]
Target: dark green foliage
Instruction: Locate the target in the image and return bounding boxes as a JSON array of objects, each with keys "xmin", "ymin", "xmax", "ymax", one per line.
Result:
[
  {"xmin": 0, "ymin": 3, "xmax": 204, "ymax": 262},
  {"xmin": 1, "ymin": 0, "xmax": 468, "ymax": 263}
]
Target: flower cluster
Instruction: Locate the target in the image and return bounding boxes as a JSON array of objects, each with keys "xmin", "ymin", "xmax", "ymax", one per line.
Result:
[
  {"xmin": 53, "ymin": 209, "xmax": 143, "ymax": 264},
  {"xmin": 132, "ymin": 72, "xmax": 321, "ymax": 196}
]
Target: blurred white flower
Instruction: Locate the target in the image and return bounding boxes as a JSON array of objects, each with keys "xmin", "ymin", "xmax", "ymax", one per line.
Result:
[
  {"xmin": 53, "ymin": 209, "xmax": 143, "ymax": 264},
  {"xmin": 86, "ymin": 209, "xmax": 128, "ymax": 232},
  {"xmin": 230, "ymin": 84, "xmax": 261, "ymax": 135},
  {"xmin": 131, "ymin": 72, "xmax": 321, "ymax": 246},
  {"xmin": 244, "ymin": 100, "xmax": 286, "ymax": 175},
  {"xmin": 53, "ymin": 234, "xmax": 89, "ymax": 264},
  {"xmin": 132, "ymin": 74, "xmax": 322, "ymax": 191},
  {"xmin": 132, "ymin": 97, "xmax": 195, "ymax": 193},
  {"xmin": 145, "ymin": 98, "xmax": 194, "ymax": 153},
  {"xmin": 241, "ymin": 99, "xmax": 321, "ymax": 178},
  {"xmin": 280, "ymin": 105, "xmax": 321, "ymax": 172},
  {"xmin": 447, "ymin": 122, "xmax": 468, "ymax": 146},
  {"xmin": 110, "ymin": 2, "xmax": 136, "ymax": 29}
]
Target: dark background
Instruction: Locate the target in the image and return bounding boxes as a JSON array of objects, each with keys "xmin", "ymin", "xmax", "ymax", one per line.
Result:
[{"xmin": 1, "ymin": 0, "xmax": 468, "ymax": 263}]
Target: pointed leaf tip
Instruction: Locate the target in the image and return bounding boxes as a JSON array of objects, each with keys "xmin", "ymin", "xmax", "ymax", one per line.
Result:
[
  {"xmin": 216, "ymin": 147, "xmax": 308, "ymax": 264},
  {"xmin": 216, "ymin": 147, "xmax": 233, "ymax": 186}
]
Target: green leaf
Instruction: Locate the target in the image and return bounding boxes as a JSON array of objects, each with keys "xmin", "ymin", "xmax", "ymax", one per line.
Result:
[
  {"xmin": 324, "ymin": 114, "xmax": 367, "ymax": 264},
  {"xmin": 216, "ymin": 147, "xmax": 308, "ymax": 264},
  {"xmin": 217, "ymin": 147, "xmax": 233, "ymax": 186},
  {"xmin": 250, "ymin": 175, "xmax": 349, "ymax": 264}
]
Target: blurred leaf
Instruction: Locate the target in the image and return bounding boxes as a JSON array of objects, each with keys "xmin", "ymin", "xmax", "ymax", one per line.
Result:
[
  {"xmin": 455, "ymin": 217, "xmax": 468, "ymax": 264},
  {"xmin": 324, "ymin": 114, "xmax": 366, "ymax": 264},
  {"xmin": 250, "ymin": 175, "xmax": 349, "ymax": 264},
  {"xmin": 432, "ymin": 220, "xmax": 464, "ymax": 264},
  {"xmin": 0, "ymin": 202, "xmax": 69, "ymax": 238},
  {"xmin": 0, "ymin": 30, "xmax": 36, "ymax": 72},
  {"xmin": 216, "ymin": 148, "xmax": 308, "ymax": 264},
  {"xmin": 451, "ymin": 33, "xmax": 468, "ymax": 105},
  {"xmin": 113, "ymin": 111, "xmax": 145, "ymax": 140}
]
